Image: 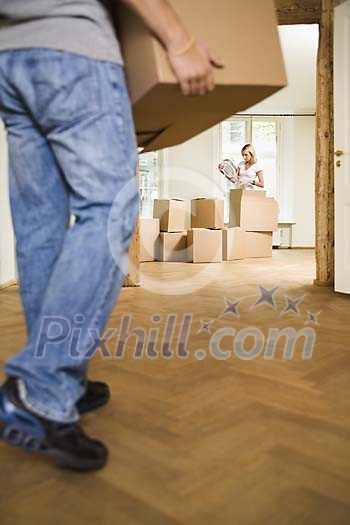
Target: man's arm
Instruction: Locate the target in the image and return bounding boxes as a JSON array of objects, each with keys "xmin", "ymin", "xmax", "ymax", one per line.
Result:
[{"xmin": 118, "ymin": 0, "xmax": 224, "ymax": 96}]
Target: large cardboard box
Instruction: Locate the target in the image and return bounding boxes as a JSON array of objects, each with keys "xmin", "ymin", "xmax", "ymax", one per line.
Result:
[
  {"xmin": 187, "ymin": 228, "xmax": 222, "ymax": 263},
  {"xmin": 116, "ymin": 1, "xmax": 287, "ymax": 152},
  {"xmin": 229, "ymin": 190, "xmax": 278, "ymax": 232},
  {"xmin": 140, "ymin": 218, "xmax": 160, "ymax": 262},
  {"xmin": 153, "ymin": 199, "xmax": 186, "ymax": 232},
  {"xmin": 222, "ymin": 227, "xmax": 246, "ymax": 261},
  {"xmin": 191, "ymin": 198, "xmax": 224, "ymax": 229},
  {"xmin": 245, "ymin": 232, "xmax": 273, "ymax": 258},
  {"xmin": 156, "ymin": 232, "xmax": 188, "ymax": 262}
]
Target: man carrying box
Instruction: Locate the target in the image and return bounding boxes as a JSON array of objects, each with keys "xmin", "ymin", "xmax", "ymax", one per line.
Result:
[{"xmin": 0, "ymin": 0, "xmax": 224, "ymax": 471}]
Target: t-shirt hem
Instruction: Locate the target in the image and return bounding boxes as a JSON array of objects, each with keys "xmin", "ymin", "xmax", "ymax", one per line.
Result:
[{"xmin": 0, "ymin": 44, "xmax": 124, "ymax": 65}]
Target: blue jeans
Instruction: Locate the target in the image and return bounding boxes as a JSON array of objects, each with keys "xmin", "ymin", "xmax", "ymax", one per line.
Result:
[{"xmin": 0, "ymin": 49, "xmax": 139, "ymax": 423}]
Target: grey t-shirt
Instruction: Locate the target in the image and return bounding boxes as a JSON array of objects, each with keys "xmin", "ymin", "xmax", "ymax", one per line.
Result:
[{"xmin": 0, "ymin": 0, "xmax": 123, "ymax": 65}]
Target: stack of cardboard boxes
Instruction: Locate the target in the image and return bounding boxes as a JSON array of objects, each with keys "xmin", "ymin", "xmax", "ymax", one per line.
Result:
[
  {"xmin": 188, "ymin": 198, "xmax": 224, "ymax": 263},
  {"xmin": 139, "ymin": 217, "xmax": 160, "ymax": 262},
  {"xmin": 139, "ymin": 190, "xmax": 278, "ymax": 263},
  {"xmin": 154, "ymin": 199, "xmax": 187, "ymax": 262},
  {"xmin": 224, "ymin": 190, "xmax": 279, "ymax": 260}
]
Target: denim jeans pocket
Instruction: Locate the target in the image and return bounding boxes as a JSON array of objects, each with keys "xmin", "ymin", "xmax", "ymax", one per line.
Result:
[{"xmin": 28, "ymin": 52, "xmax": 102, "ymax": 123}]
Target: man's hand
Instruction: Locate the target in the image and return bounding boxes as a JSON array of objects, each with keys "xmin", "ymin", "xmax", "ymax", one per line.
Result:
[
  {"xmin": 167, "ymin": 39, "xmax": 224, "ymax": 96},
  {"xmin": 119, "ymin": 0, "xmax": 224, "ymax": 97}
]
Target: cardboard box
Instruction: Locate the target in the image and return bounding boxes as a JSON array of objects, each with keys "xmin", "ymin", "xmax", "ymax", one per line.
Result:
[
  {"xmin": 116, "ymin": 0, "xmax": 287, "ymax": 152},
  {"xmin": 156, "ymin": 232, "xmax": 188, "ymax": 262},
  {"xmin": 222, "ymin": 227, "xmax": 246, "ymax": 261},
  {"xmin": 191, "ymin": 198, "xmax": 224, "ymax": 229},
  {"xmin": 245, "ymin": 232, "xmax": 273, "ymax": 258},
  {"xmin": 140, "ymin": 218, "xmax": 160, "ymax": 262},
  {"xmin": 153, "ymin": 199, "xmax": 186, "ymax": 232},
  {"xmin": 229, "ymin": 190, "xmax": 278, "ymax": 232},
  {"xmin": 187, "ymin": 228, "xmax": 222, "ymax": 263}
]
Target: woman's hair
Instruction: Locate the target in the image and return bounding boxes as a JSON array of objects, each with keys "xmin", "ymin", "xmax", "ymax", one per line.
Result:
[{"xmin": 241, "ymin": 144, "xmax": 258, "ymax": 164}]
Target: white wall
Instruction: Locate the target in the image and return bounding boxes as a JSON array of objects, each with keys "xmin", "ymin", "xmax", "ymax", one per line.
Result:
[
  {"xmin": 247, "ymin": 25, "xmax": 318, "ymax": 114},
  {"xmin": 0, "ymin": 120, "xmax": 16, "ymax": 285},
  {"xmin": 292, "ymin": 117, "xmax": 316, "ymax": 246}
]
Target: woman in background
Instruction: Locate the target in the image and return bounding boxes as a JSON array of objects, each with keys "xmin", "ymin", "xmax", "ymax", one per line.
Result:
[
  {"xmin": 219, "ymin": 143, "xmax": 264, "ymax": 189},
  {"xmin": 237, "ymin": 143, "xmax": 264, "ymax": 189}
]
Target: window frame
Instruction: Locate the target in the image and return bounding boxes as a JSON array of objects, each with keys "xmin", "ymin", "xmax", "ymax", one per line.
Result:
[{"xmin": 138, "ymin": 150, "xmax": 164, "ymax": 218}]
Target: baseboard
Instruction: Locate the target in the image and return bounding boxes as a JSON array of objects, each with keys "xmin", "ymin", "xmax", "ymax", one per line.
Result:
[
  {"xmin": 273, "ymin": 246, "xmax": 315, "ymax": 250},
  {"xmin": 0, "ymin": 279, "xmax": 17, "ymax": 291}
]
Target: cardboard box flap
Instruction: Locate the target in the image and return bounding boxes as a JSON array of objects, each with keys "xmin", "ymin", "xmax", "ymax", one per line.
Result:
[
  {"xmin": 230, "ymin": 189, "xmax": 267, "ymax": 200},
  {"xmin": 137, "ymin": 128, "xmax": 169, "ymax": 148}
]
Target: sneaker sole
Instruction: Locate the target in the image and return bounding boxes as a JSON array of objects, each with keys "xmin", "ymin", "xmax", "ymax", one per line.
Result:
[{"xmin": 0, "ymin": 419, "xmax": 107, "ymax": 472}]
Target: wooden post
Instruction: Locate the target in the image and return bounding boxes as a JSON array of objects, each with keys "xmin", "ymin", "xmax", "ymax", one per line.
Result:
[
  {"xmin": 123, "ymin": 162, "xmax": 141, "ymax": 287},
  {"xmin": 276, "ymin": 0, "xmax": 322, "ymax": 24},
  {"xmin": 276, "ymin": 1, "xmax": 338, "ymax": 286},
  {"xmin": 314, "ymin": 0, "xmax": 334, "ymax": 286},
  {"xmin": 314, "ymin": 0, "xmax": 335, "ymax": 287}
]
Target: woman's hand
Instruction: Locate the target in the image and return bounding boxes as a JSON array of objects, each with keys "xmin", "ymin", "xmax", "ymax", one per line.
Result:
[{"xmin": 238, "ymin": 179, "xmax": 250, "ymax": 189}]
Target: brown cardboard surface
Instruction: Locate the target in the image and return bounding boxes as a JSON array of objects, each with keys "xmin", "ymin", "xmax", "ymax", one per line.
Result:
[
  {"xmin": 229, "ymin": 190, "xmax": 278, "ymax": 232},
  {"xmin": 156, "ymin": 232, "xmax": 188, "ymax": 262},
  {"xmin": 116, "ymin": 0, "xmax": 287, "ymax": 152},
  {"xmin": 222, "ymin": 227, "xmax": 246, "ymax": 261},
  {"xmin": 140, "ymin": 218, "xmax": 160, "ymax": 262},
  {"xmin": 191, "ymin": 198, "xmax": 224, "ymax": 229},
  {"xmin": 153, "ymin": 199, "xmax": 186, "ymax": 232},
  {"xmin": 245, "ymin": 232, "xmax": 273, "ymax": 258},
  {"xmin": 187, "ymin": 228, "xmax": 222, "ymax": 263}
]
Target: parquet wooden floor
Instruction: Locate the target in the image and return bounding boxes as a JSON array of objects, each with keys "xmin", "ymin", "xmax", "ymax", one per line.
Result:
[{"xmin": 0, "ymin": 249, "xmax": 349, "ymax": 525}]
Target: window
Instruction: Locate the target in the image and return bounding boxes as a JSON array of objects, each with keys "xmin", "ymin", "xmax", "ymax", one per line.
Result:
[
  {"xmin": 138, "ymin": 151, "xmax": 160, "ymax": 217},
  {"xmin": 220, "ymin": 116, "xmax": 279, "ymax": 222},
  {"xmin": 252, "ymin": 119, "xmax": 278, "ymax": 197}
]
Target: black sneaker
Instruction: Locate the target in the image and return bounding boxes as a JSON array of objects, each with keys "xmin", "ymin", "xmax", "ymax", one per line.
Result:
[
  {"xmin": 0, "ymin": 378, "xmax": 108, "ymax": 471},
  {"xmin": 77, "ymin": 380, "xmax": 110, "ymax": 415}
]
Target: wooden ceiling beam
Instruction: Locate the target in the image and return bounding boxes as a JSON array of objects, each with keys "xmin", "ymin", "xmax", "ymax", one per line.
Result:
[{"xmin": 275, "ymin": 0, "xmax": 322, "ymax": 25}]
